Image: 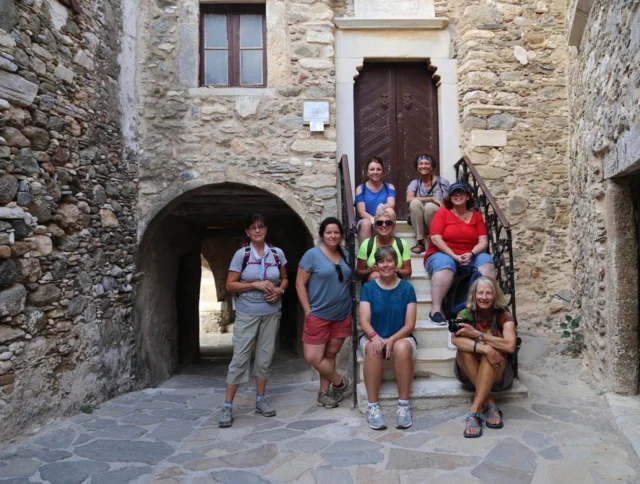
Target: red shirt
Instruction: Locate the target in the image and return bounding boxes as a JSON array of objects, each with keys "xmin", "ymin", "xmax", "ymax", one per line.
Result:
[{"xmin": 425, "ymin": 208, "xmax": 488, "ymax": 261}]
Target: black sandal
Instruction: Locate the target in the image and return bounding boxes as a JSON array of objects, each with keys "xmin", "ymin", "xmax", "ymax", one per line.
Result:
[{"xmin": 410, "ymin": 242, "xmax": 426, "ymax": 254}]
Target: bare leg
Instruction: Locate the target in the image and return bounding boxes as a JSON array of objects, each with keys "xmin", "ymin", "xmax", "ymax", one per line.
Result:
[
  {"xmin": 456, "ymin": 351, "xmax": 481, "ymax": 385},
  {"xmin": 358, "ymin": 218, "xmax": 373, "ymax": 243},
  {"xmin": 320, "ymin": 338, "xmax": 346, "ymax": 393},
  {"xmin": 430, "ymin": 269, "xmax": 455, "ymax": 314},
  {"xmin": 255, "ymin": 376, "xmax": 268, "ymax": 396},
  {"xmin": 304, "ymin": 343, "xmax": 343, "ymax": 387},
  {"xmin": 478, "ymin": 262, "xmax": 497, "ymax": 280},
  {"xmin": 225, "ymin": 384, "xmax": 240, "ymax": 403},
  {"xmin": 392, "ymin": 340, "xmax": 414, "ymax": 400},
  {"xmin": 364, "ymin": 344, "xmax": 384, "ymax": 403}
]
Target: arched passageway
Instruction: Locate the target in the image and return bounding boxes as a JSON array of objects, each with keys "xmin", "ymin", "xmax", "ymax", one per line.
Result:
[{"xmin": 135, "ymin": 183, "xmax": 313, "ymax": 386}]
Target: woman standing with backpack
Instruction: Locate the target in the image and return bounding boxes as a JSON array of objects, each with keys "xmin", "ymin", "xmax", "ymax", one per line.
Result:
[
  {"xmin": 218, "ymin": 214, "xmax": 288, "ymax": 428},
  {"xmin": 296, "ymin": 217, "xmax": 353, "ymax": 409}
]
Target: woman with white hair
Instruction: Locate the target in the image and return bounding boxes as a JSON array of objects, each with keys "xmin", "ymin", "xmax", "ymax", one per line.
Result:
[{"xmin": 451, "ymin": 276, "xmax": 517, "ymax": 438}]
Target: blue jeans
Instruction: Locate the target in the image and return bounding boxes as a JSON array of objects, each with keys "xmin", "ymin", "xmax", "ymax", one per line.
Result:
[{"xmin": 426, "ymin": 252, "xmax": 494, "ymax": 277}]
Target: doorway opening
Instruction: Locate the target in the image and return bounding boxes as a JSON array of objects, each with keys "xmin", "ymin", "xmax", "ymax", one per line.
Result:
[
  {"xmin": 135, "ymin": 183, "xmax": 313, "ymax": 386},
  {"xmin": 354, "ymin": 61, "xmax": 440, "ymax": 218}
]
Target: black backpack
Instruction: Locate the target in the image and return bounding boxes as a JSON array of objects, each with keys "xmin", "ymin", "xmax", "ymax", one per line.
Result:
[{"xmin": 442, "ymin": 268, "xmax": 481, "ymax": 320}]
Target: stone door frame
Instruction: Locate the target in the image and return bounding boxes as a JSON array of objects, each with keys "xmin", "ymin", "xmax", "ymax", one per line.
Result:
[{"xmin": 335, "ymin": 25, "xmax": 461, "ymax": 189}]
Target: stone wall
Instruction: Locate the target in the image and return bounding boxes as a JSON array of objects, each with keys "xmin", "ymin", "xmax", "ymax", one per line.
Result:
[
  {"xmin": 567, "ymin": 0, "xmax": 640, "ymax": 392},
  {"xmin": 135, "ymin": 0, "xmax": 339, "ymax": 230},
  {"xmin": 452, "ymin": 0, "xmax": 573, "ymax": 330},
  {"xmin": 0, "ymin": 0, "xmax": 137, "ymax": 439}
]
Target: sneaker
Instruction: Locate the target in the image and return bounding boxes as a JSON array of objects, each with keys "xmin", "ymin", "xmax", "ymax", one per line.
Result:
[
  {"xmin": 429, "ymin": 311, "xmax": 447, "ymax": 325},
  {"xmin": 255, "ymin": 397, "xmax": 276, "ymax": 417},
  {"xmin": 317, "ymin": 391, "xmax": 340, "ymax": 409},
  {"xmin": 396, "ymin": 404, "xmax": 413, "ymax": 429},
  {"xmin": 329, "ymin": 377, "xmax": 353, "ymax": 403},
  {"xmin": 367, "ymin": 404, "xmax": 387, "ymax": 430},
  {"xmin": 218, "ymin": 406, "xmax": 233, "ymax": 428}
]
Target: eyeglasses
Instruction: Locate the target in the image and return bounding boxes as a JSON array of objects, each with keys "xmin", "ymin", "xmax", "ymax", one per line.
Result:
[
  {"xmin": 248, "ymin": 224, "xmax": 266, "ymax": 232},
  {"xmin": 375, "ymin": 220, "xmax": 394, "ymax": 227},
  {"xmin": 334, "ymin": 264, "xmax": 344, "ymax": 283}
]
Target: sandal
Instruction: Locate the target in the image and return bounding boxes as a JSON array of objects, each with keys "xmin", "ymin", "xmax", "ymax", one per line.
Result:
[
  {"xmin": 482, "ymin": 404, "xmax": 504, "ymax": 429},
  {"xmin": 463, "ymin": 412, "xmax": 484, "ymax": 438},
  {"xmin": 410, "ymin": 242, "xmax": 426, "ymax": 254}
]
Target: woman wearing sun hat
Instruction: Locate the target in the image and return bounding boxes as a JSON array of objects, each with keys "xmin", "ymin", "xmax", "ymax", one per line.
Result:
[{"xmin": 424, "ymin": 181, "xmax": 496, "ymax": 325}]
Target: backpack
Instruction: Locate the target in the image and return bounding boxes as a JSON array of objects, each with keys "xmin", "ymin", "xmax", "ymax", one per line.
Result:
[
  {"xmin": 366, "ymin": 236, "xmax": 406, "ymax": 260},
  {"xmin": 240, "ymin": 243, "xmax": 282, "ymax": 274},
  {"xmin": 442, "ymin": 268, "xmax": 482, "ymax": 320}
]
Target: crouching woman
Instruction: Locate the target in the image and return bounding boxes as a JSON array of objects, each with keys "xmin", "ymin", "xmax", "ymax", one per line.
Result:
[
  {"xmin": 451, "ymin": 276, "xmax": 517, "ymax": 438},
  {"xmin": 359, "ymin": 246, "xmax": 417, "ymax": 430}
]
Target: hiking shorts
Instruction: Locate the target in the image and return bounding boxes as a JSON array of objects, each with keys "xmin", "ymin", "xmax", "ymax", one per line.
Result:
[
  {"xmin": 302, "ymin": 313, "xmax": 352, "ymax": 345},
  {"xmin": 426, "ymin": 252, "xmax": 494, "ymax": 277}
]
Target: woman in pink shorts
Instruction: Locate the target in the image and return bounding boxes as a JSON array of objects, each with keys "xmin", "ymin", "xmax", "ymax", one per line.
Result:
[{"xmin": 296, "ymin": 217, "xmax": 353, "ymax": 408}]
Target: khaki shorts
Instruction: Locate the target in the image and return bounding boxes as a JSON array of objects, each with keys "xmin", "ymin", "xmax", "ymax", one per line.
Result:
[{"xmin": 359, "ymin": 335, "xmax": 417, "ymax": 359}]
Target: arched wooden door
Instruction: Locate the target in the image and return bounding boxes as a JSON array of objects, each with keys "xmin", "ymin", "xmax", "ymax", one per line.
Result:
[{"xmin": 354, "ymin": 62, "xmax": 439, "ymax": 218}]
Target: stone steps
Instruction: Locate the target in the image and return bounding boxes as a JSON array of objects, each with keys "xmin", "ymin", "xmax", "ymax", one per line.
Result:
[
  {"xmin": 356, "ymin": 378, "xmax": 529, "ymax": 412},
  {"xmin": 357, "ymin": 347, "xmax": 456, "ymax": 380}
]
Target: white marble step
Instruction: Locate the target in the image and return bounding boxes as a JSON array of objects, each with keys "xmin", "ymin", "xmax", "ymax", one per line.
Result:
[
  {"xmin": 356, "ymin": 378, "xmax": 528, "ymax": 412},
  {"xmin": 410, "ymin": 253, "xmax": 427, "ymax": 274},
  {"xmin": 414, "ymin": 319, "xmax": 449, "ymax": 348},
  {"xmin": 407, "ymin": 274, "xmax": 430, "ymax": 297},
  {"xmin": 415, "ymin": 295, "xmax": 432, "ymax": 321},
  {"xmin": 394, "ymin": 220, "xmax": 413, "ymax": 235},
  {"xmin": 357, "ymin": 347, "xmax": 456, "ymax": 381}
]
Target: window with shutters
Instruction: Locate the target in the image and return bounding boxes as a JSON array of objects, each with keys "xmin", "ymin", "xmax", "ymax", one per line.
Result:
[{"xmin": 199, "ymin": 4, "xmax": 267, "ymax": 88}]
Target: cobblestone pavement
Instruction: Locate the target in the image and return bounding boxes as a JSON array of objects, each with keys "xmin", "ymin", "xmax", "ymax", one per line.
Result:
[{"xmin": 1, "ymin": 336, "xmax": 639, "ymax": 484}]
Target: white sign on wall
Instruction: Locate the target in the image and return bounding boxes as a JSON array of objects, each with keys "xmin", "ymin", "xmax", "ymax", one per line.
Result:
[
  {"xmin": 354, "ymin": 0, "xmax": 435, "ymax": 18},
  {"xmin": 303, "ymin": 101, "xmax": 330, "ymax": 132}
]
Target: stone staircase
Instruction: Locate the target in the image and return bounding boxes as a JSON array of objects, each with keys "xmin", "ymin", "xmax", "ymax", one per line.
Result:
[{"xmin": 354, "ymin": 220, "xmax": 527, "ymax": 412}]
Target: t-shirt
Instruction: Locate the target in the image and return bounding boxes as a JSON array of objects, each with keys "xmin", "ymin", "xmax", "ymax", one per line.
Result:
[
  {"xmin": 425, "ymin": 208, "xmax": 488, "ymax": 259},
  {"xmin": 357, "ymin": 236, "xmax": 411, "ymax": 269},
  {"xmin": 354, "ymin": 182, "xmax": 396, "ymax": 220},
  {"xmin": 406, "ymin": 176, "xmax": 450, "ymax": 202},
  {"xmin": 456, "ymin": 308, "xmax": 516, "ymax": 338},
  {"xmin": 229, "ymin": 245, "xmax": 287, "ymax": 316},
  {"xmin": 299, "ymin": 247, "xmax": 352, "ymax": 321},
  {"xmin": 360, "ymin": 279, "xmax": 417, "ymax": 338}
]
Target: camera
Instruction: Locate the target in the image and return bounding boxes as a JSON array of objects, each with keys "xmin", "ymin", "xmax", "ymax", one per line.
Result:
[{"xmin": 447, "ymin": 318, "xmax": 475, "ymax": 333}]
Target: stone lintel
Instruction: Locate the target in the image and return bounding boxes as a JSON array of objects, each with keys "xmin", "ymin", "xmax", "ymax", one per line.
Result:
[
  {"xmin": 464, "ymin": 104, "xmax": 526, "ymax": 116},
  {"xmin": 335, "ymin": 17, "xmax": 448, "ymax": 30},
  {"xmin": 604, "ymin": 124, "xmax": 640, "ymax": 179},
  {"xmin": 470, "ymin": 130, "xmax": 507, "ymax": 147}
]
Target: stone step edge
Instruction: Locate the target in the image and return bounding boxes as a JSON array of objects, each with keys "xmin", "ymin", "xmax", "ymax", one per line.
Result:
[
  {"xmin": 356, "ymin": 347, "xmax": 456, "ymax": 364},
  {"xmin": 355, "ymin": 378, "xmax": 528, "ymax": 412}
]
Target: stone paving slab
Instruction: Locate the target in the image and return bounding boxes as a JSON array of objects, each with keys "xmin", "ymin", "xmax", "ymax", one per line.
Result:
[{"xmin": 1, "ymin": 350, "xmax": 640, "ymax": 484}]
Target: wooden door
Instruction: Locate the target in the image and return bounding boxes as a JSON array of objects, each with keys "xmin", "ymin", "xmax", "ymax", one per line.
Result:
[{"xmin": 354, "ymin": 63, "xmax": 439, "ymax": 218}]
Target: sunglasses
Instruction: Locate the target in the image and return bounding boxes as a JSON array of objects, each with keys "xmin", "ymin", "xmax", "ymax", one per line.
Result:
[
  {"xmin": 375, "ymin": 220, "xmax": 394, "ymax": 227},
  {"xmin": 334, "ymin": 264, "xmax": 344, "ymax": 283}
]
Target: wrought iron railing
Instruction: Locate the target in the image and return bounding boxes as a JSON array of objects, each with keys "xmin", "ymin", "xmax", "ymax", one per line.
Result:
[
  {"xmin": 455, "ymin": 156, "xmax": 520, "ymax": 376},
  {"xmin": 338, "ymin": 154, "xmax": 358, "ymax": 407}
]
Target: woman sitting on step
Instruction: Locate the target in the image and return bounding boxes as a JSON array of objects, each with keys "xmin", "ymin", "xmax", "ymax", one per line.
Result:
[
  {"xmin": 424, "ymin": 181, "xmax": 496, "ymax": 325},
  {"xmin": 406, "ymin": 152, "xmax": 451, "ymax": 254},
  {"xmin": 296, "ymin": 217, "xmax": 353, "ymax": 409},
  {"xmin": 359, "ymin": 246, "xmax": 417, "ymax": 430},
  {"xmin": 451, "ymin": 276, "xmax": 517, "ymax": 438},
  {"xmin": 356, "ymin": 207, "xmax": 412, "ymax": 281},
  {"xmin": 354, "ymin": 156, "xmax": 396, "ymax": 243},
  {"xmin": 218, "ymin": 214, "xmax": 288, "ymax": 428}
]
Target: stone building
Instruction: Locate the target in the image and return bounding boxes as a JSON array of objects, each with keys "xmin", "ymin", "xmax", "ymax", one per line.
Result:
[{"xmin": 0, "ymin": 0, "xmax": 636, "ymax": 440}]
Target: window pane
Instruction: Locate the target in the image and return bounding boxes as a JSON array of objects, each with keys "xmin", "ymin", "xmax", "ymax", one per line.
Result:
[
  {"xmin": 205, "ymin": 50, "xmax": 228, "ymax": 85},
  {"xmin": 204, "ymin": 14, "xmax": 227, "ymax": 48},
  {"xmin": 240, "ymin": 49, "xmax": 263, "ymax": 85},
  {"xmin": 240, "ymin": 14, "xmax": 263, "ymax": 48}
]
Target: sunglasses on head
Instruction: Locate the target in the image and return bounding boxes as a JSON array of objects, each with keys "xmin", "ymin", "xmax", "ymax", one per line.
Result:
[
  {"xmin": 334, "ymin": 264, "xmax": 344, "ymax": 283},
  {"xmin": 375, "ymin": 220, "xmax": 394, "ymax": 227}
]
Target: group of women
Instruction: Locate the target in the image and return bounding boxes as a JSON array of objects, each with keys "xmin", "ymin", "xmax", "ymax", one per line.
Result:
[{"xmin": 218, "ymin": 153, "xmax": 517, "ymax": 438}]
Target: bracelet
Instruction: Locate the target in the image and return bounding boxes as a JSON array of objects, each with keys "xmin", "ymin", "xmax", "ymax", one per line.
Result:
[
  {"xmin": 469, "ymin": 251, "xmax": 475, "ymax": 258},
  {"xmin": 368, "ymin": 331, "xmax": 378, "ymax": 341},
  {"xmin": 473, "ymin": 341, "xmax": 478, "ymax": 353}
]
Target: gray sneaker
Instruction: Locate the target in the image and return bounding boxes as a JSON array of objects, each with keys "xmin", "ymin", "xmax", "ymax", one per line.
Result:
[
  {"xmin": 329, "ymin": 377, "xmax": 353, "ymax": 403},
  {"xmin": 218, "ymin": 406, "xmax": 233, "ymax": 428},
  {"xmin": 367, "ymin": 404, "xmax": 387, "ymax": 430},
  {"xmin": 255, "ymin": 397, "xmax": 276, "ymax": 417},
  {"xmin": 317, "ymin": 391, "xmax": 340, "ymax": 409},
  {"xmin": 395, "ymin": 404, "xmax": 412, "ymax": 429}
]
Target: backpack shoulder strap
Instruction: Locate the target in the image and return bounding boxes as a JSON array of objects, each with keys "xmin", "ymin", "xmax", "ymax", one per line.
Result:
[
  {"xmin": 267, "ymin": 243, "xmax": 281, "ymax": 270},
  {"xmin": 366, "ymin": 237, "xmax": 375, "ymax": 259},
  {"xmin": 394, "ymin": 236, "xmax": 405, "ymax": 257},
  {"xmin": 240, "ymin": 246, "xmax": 251, "ymax": 274}
]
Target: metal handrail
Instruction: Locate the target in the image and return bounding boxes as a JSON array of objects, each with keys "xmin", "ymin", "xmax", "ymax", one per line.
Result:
[
  {"xmin": 454, "ymin": 156, "xmax": 517, "ymax": 319},
  {"xmin": 338, "ymin": 155, "xmax": 358, "ymax": 407}
]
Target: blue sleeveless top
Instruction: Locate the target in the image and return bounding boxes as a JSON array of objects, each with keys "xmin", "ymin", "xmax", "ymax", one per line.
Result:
[{"xmin": 354, "ymin": 182, "xmax": 396, "ymax": 220}]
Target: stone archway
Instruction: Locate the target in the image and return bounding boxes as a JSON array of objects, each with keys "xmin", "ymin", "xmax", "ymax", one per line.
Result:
[{"xmin": 134, "ymin": 182, "xmax": 314, "ymax": 387}]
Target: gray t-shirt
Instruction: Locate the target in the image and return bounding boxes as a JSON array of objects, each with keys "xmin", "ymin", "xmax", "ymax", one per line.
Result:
[
  {"xmin": 299, "ymin": 247, "xmax": 352, "ymax": 321},
  {"xmin": 229, "ymin": 245, "xmax": 287, "ymax": 316},
  {"xmin": 406, "ymin": 176, "xmax": 450, "ymax": 201}
]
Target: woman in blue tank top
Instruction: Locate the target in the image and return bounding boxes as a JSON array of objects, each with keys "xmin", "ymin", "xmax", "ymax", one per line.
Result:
[{"xmin": 354, "ymin": 157, "xmax": 396, "ymax": 243}]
